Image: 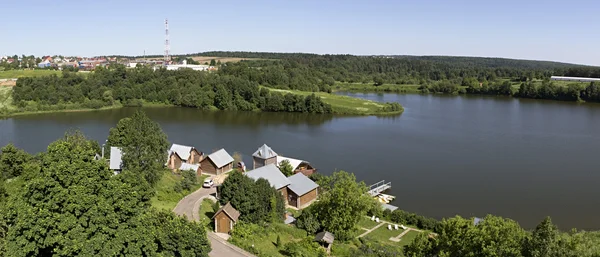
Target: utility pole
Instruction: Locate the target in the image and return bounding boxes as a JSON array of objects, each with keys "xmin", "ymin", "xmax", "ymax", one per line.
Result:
[{"xmin": 164, "ymin": 18, "xmax": 170, "ymax": 65}]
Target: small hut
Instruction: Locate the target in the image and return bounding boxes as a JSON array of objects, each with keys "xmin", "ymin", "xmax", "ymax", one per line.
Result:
[
  {"xmin": 315, "ymin": 231, "xmax": 334, "ymax": 253},
  {"xmin": 212, "ymin": 202, "xmax": 240, "ymax": 234}
]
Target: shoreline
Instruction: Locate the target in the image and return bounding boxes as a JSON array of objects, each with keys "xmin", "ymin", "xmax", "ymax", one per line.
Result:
[{"xmin": 0, "ymin": 102, "xmax": 403, "ymax": 119}]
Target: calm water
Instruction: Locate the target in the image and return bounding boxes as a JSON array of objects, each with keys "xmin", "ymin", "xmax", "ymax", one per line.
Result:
[{"xmin": 2, "ymin": 93, "xmax": 600, "ymax": 230}]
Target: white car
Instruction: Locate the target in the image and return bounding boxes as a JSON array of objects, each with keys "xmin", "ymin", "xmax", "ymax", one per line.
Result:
[{"xmin": 203, "ymin": 178, "xmax": 214, "ymax": 188}]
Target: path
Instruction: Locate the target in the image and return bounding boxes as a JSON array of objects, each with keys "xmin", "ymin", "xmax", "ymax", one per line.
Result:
[
  {"xmin": 358, "ymin": 222, "xmax": 386, "ymax": 238},
  {"xmin": 173, "ymin": 186, "xmax": 255, "ymax": 257}
]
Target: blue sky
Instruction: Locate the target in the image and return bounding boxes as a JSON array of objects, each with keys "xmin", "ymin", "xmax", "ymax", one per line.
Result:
[{"xmin": 1, "ymin": 0, "xmax": 599, "ymax": 65}]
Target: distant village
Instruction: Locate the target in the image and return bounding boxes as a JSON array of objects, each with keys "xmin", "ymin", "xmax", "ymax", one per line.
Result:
[{"xmin": 0, "ymin": 55, "xmax": 217, "ymax": 72}]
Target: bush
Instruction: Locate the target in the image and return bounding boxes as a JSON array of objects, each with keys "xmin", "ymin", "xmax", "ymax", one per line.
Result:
[
  {"xmin": 296, "ymin": 207, "xmax": 321, "ymax": 234},
  {"xmin": 282, "ymin": 237, "xmax": 327, "ymax": 257},
  {"xmin": 384, "ymin": 209, "xmax": 440, "ymax": 232},
  {"xmin": 179, "ymin": 169, "xmax": 197, "ymax": 191}
]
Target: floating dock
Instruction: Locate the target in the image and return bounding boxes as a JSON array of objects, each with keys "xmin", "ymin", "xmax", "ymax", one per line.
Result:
[{"xmin": 368, "ymin": 180, "xmax": 392, "ymax": 196}]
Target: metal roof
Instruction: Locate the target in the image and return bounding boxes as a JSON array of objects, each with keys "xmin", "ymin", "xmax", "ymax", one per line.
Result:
[
  {"xmin": 245, "ymin": 164, "xmax": 290, "ymax": 190},
  {"xmin": 169, "ymin": 143, "xmax": 193, "ymax": 160},
  {"xmin": 276, "ymin": 156, "xmax": 306, "ymax": 171},
  {"xmin": 252, "ymin": 144, "xmax": 278, "ymax": 159},
  {"xmin": 207, "ymin": 149, "xmax": 234, "ymax": 168},
  {"xmin": 315, "ymin": 231, "xmax": 334, "ymax": 244},
  {"xmin": 212, "ymin": 202, "xmax": 240, "ymax": 222},
  {"xmin": 550, "ymin": 76, "xmax": 600, "ymax": 82},
  {"xmin": 109, "ymin": 147, "xmax": 122, "ymax": 170},
  {"xmin": 287, "ymin": 173, "xmax": 318, "ymax": 196},
  {"xmin": 180, "ymin": 163, "xmax": 199, "ymax": 171}
]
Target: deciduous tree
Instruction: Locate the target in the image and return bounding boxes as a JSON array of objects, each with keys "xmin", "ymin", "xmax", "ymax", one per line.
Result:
[{"xmin": 106, "ymin": 111, "xmax": 169, "ymax": 185}]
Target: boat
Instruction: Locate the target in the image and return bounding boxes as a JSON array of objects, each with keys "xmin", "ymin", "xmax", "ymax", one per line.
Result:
[{"xmin": 374, "ymin": 194, "xmax": 396, "ymax": 204}]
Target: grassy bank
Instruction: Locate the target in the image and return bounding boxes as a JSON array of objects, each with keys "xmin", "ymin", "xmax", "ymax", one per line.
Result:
[
  {"xmin": 265, "ymin": 87, "xmax": 404, "ymax": 115},
  {"xmin": 0, "ymin": 69, "xmax": 62, "ymax": 79},
  {"xmin": 0, "ymin": 86, "xmax": 178, "ymax": 118},
  {"xmin": 333, "ymin": 82, "xmax": 422, "ymax": 93},
  {"xmin": 151, "ymin": 171, "xmax": 208, "ymax": 211}
]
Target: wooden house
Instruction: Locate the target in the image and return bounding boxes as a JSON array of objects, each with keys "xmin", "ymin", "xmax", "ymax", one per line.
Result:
[
  {"xmin": 167, "ymin": 144, "xmax": 203, "ymax": 170},
  {"xmin": 252, "ymin": 144, "xmax": 279, "ymax": 169},
  {"xmin": 200, "ymin": 149, "xmax": 234, "ymax": 175},
  {"xmin": 286, "ymin": 173, "xmax": 319, "ymax": 209},
  {"xmin": 180, "ymin": 163, "xmax": 201, "ymax": 176},
  {"xmin": 245, "ymin": 164, "xmax": 319, "ymax": 209},
  {"xmin": 212, "ymin": 202, "xmax": 240, "ymax": 234},
  {"xmin": 276, "ymin": 156, "xmax": 317, "ymax": 176},
  {"xmin": 245, "ymin": 164, "xmax": 291, "ymax": 202}
]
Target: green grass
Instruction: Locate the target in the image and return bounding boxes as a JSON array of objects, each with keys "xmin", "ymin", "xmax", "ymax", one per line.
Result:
[
  {"xmin": 398, "ymin": 230, "xmax": 420, "ymax": 248},
  {"xmin": 265, "ymin": 87, "xmax": 403, "ymax": 115},
  {"xmin": 0, "ymin": 69, "xmax": 62, "ymax": 79},
  {"xmin": 150, "ymin": 171, "xmax": 208, "ymax": 211},
  {"xmin": 199, "ymin": 198, "xmax": 215, "ymax": 230},
  {"xmin": 0, "ymin": 87, "xmax": 15, "ymax": 110},
  {"xmin": 231, "ymin": 223, "xmax": 308, "ymax": 257},
  {"xmin": 333, "ymin": 82, "xmax": 422, "ymax": 93},
  {"xmin": 365, "ymin": 225, "xmax": 404, "ymax": 242},
  {"xmin": 357, "ymin": 216, "xmax": 379, "ymax": 230}
]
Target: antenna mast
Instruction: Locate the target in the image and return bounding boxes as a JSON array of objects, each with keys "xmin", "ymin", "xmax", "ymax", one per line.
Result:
[{"xmin": 164, "ymin": 18, "xmax": 170, "ymax": 64}]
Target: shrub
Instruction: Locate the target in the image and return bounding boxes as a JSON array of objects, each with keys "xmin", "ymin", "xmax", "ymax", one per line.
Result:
[
  {"xmin": 282, "ymin": 237, "xmax": 327, "ymax": 257},
  {"xmin": 296, "ymin": 207, "xmax": 321, "ymax": 234},
  {"xmin": 179, "ymin": 169, "xmax": 197, "ymax": 191}
]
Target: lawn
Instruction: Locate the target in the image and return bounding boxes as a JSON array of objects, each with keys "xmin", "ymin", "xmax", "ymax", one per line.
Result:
[
  {"xmin": 357, "ymin": 216, "xmax": 379, "ymax": 230},
  {"xmin": 398, "ymin": 230, "xmax": 421, "ymax": 248},
  {"xmin": 150, "ymin": 171, "xmax": 208, "ymax": 211},
  {"xmin": 199, "ymin": 198, "xmax": 215, "ymax": 230},
  {"xmin": 264, "ymin": 87, "xmax": 403, "ymax": 115},
  {"xmin": 0, "ymin": 69, "xmax": 62, "ymax": 79},
  {"xmin": 230, "ymin": 222, "xmax": 308, "ymax": 257},
  {"xmin": 365, "ymin": 225, "xmax": 404, "ymax": 242},
  {"xmin": 0, "ymin": 86, "xmax": 15, "ymax": 110},
  {"xmin": 333, "ymin": 82, "xmax": 421, "ymax": 93}
]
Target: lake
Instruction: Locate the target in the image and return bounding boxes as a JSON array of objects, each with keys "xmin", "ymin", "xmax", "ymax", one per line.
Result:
[{"xmin": 2, "ymin": 93, "xmax": 600, "ymax": 230}]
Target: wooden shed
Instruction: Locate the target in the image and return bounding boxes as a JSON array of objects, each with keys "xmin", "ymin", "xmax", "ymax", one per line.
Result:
[
  {"xmin": 315, "ymin": 231, "xmax": 334, "ymax": 253},
  {"xmin": 200, "ymin": 149, "xmax": 234, "ymax": 175},
  {"xmin": 212, "ymin": 202, "xmax": 240, "ymax": 234}
]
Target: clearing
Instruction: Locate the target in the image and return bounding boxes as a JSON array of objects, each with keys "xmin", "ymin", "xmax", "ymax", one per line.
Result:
[
  {"xmin": 151, "ymin": 171, "xmax": 208, "ymax": 211},
  {"xmin": 0, "ymin": 69, "xmax": 61, "ymax": 79},
  {"xmin": 0, "ymin": 86, "xmax": 15, "ymax": 110},
  {"xmin": 191, "ymin": 56, "xmax": 264, "ymax": 64},
  {"xmin": 265, "ymin": 87, "xmax": 402, "ymax": 115}
]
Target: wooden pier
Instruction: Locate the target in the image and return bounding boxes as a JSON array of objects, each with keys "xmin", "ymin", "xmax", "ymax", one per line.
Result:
[{"xmin": 368, "ymin": 180, "xmax": 391, "ymax": 196}]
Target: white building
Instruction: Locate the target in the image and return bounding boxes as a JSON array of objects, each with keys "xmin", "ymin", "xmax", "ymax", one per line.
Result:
[{"xmin": 550, "ymin": 76, "xmax": 600, "ymax": 83}]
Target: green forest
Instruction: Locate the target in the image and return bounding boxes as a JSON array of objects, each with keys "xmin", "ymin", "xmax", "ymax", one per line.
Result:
[
  {"xmin": 0, "ymin": 111, "xmax": 211, "ymax": 256},
  {"xmin": 6, "ymin": 52, "xmax": 600, "ymax": 118}
]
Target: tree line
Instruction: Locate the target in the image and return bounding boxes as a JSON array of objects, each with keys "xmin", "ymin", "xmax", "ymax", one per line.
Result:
[
  {"xmin": 10, "ymin": 66, "xmax": 332, "ymax": 114},
  {"xmin": 0, "ymin": 112, "xmax": 211, "ymax": 256}
]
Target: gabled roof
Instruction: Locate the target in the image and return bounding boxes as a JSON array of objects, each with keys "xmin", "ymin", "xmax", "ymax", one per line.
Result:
[
  {"xmin": 315, "ymin": 231, "xmax": 334, "ymax": 244},
  {"xmin": 287, "ymin": 173, "xmax": 319, "ymax": 196},
  {"xmin": 169, "ymin": 143, "xmax": 194, "ymax": 160},
  {"xmin": 276, "ymin": 156, "xmax": 307, "ymax": 171},
  {"xmin": 180, "ymin": 163, "xmax": 199, "ymax": 171},
  {"xmin": 109, "ymin": 147, "xmax": 123, "ymax": 170},
  {"xmin": 207, "ymin": 149, "xmax": 234, "ymax": 168},
  {"xmin": 245, "ymin": 164, "xmax": 290, "ymax": 190},
  {"xmin": 252, "ymin": 144, "xmax": 278, "ymax": 159},
  {"xmin": 212, "ymin": 202, "xmax": 240, "ymax": 222}
]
